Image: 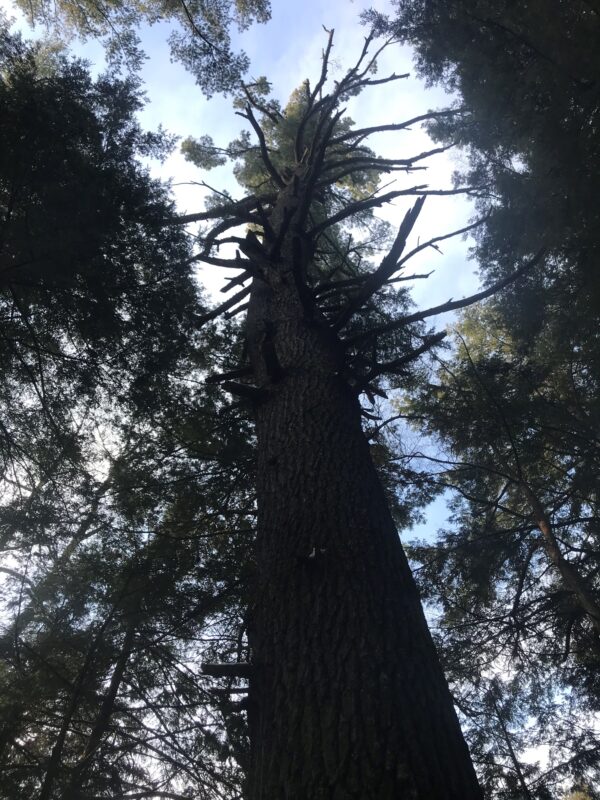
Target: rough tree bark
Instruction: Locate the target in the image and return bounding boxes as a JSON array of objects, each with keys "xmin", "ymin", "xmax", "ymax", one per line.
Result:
[{"xmin": 241, "ymin": 173, "xmax": 482, "ymax": 798}]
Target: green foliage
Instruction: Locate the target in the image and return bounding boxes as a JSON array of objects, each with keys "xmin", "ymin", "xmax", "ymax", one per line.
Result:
[
  {"xmin": 378, "ymin": 0, "xmax": 600, "ymax": 318},
  {"xmin": 14, "ymin": 0, "xmax": 271, "ymax": 93},
  {"xmin": 0, "ymin": 25, "xmax": 199, "ymax": 475},
  {"xmin": 228, "ymin": 78, "xmax": 381, "ymax": 200},
  {"xmin": 402, "ymin": 301, "xmax": 600, "ymax": 792},
  {"xmin": 0, "ymin": 21, "xmax": 485, "ymax": 798},
  {"xmin": 0, "ymin": 28, "xmax": 257, "ymax": 799},
  {"xmin": 181, "ymin": 133, "xmax": 228, "ymax": 168}
]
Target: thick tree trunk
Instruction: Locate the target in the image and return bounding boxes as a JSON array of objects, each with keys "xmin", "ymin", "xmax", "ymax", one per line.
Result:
[{"xmin": 245, "ymin": 262, "xmax": 481, "ymax": 798}]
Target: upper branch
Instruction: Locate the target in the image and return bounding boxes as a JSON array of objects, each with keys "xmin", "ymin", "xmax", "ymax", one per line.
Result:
[
  {"xmin": 320, "ymin": 143, "xmax": 455, "ymax": 184},
  {"xmin": 172, "ymin": 194, "xmax": 274, "ymax": 226},
  {"xmin": 237, "ymin": 105, "xmax": 285, "ymax": 188},
  {"xmin": 310, "ymin": 185, "xmax": 479, "ymax": 237},
  {"xmin": 393, "ymin": 216, "xmax": 490, "ymax": 270},
  {"xmin": 241, "ymin": 82, "xmax": 284, "ymax": 125},
  {"xmin": 358, "ymin": 331, "xmax": 447, "ymax": 387},
  {"xmin": 332, "ymin": 197, "xmax": 426, "ymax": 331},
  {"xmin": 329, "ymin": 109, "xmax": 467, "ymax": 149},
  {"xmin": 346, "ymin": 249, "xmax": 546, "ymax": 347},
  {"xmin": 194, "ymin": 286, "xmax": 251, "ymax": 329},
  {"xmin": 294, "ymin": 30, "xmax": 334, "ymax": 161}
]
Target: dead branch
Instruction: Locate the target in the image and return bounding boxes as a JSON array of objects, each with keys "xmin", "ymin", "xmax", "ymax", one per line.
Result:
[
  {"xmin": 333, "ymin": 197, "xmax": 426, "ymax": 331},
  {"xmin": 346, "ymin": 249, "xmax": 545, "ymax": 347}
]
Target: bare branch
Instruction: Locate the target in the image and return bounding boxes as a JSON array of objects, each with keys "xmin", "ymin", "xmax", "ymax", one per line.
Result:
[
  {"xmin": 221, "ymin": 266, "xmax": 252, "ymax": 292},
  {"xmin": 333, "ymin": 197, "xmax": 426, "ymax": 331},
  {"xmin": 346, "ymin": 248, "xmax": 546, "ymax": 346},
  {"xmin": 199, "ymin": 214, "xmax": 262, "ymax": 258},
  {"xmin": 206, "ymin": 367, "xmax": 253, "ymax": 384},
  {"xmin": 358, "ymin": 331, "xmax": 447, "ymax": 387},
  {"xmin": 329, "ymin": 108, "xmax": 467, "ymax": 148},
  {"xmin": 224, "ymin": 301, "xmax": 249, "ymax": 319},
  {"xmin": 394, "ymin": 216, "xmax": 489, "ymax": 271},
  {"xmin": 299, "ymin": 109, "xmax": 347, "ymax": 226},
  {"xmin": 347, "ymin": 71, "xmax": 409, "ymax": 90},
  {"xmin": 312, "ymin": 28, "xmax": 336, "ymax": 102},
  {"xmin": 315, "ymin": 270, "xmax": 432, "ymax": 298},
  {"xmin": 241, "ymin": 82, "xmax": 284, "ymax": 125},
  {"xmin": 194, "ymin": 286, "xmax": 251, "ymax": 328},
  {"xmin": 343, "ymin": 31, "xmax": 391, "ymax": 89},
  {"xmin": 172, "ymin": 194, "xmax": 274, "ymax": 226},
  {"xmin": 189, "ymin": 253, "xmax": 254, "ymax": 271},
  {"xmin": 310, "ymin": 185, "xmax": 480, "ymax": 237},
  {"xmin": 239, "ymin": 104, "xmax": 285, "ymax": 188},
  {"xmin": 322, "ymin": 142, "xmax": 455, "ymax": 176},
  {"xmin": 387, "ymin": 271, "xmax": 434, "ymax": 286},
  {"xmin": 294, "ymin": 29, "xmax": 334, "ymax": 161}
]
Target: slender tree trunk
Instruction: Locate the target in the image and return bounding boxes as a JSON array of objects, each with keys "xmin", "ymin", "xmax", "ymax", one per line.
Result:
[
  {"xmin": 245, "ymin": 227, "xmax": 481, "ymax": 797},
  {"xmin": 38, "ymin": 617, "xmax": 112, "ymax": 800},
  {"xmin": 0, "ymin": 705, "xmax": 22, "ymax": 763},
  {"xmin": 65, "ymin": 618, "xmax": 136, "ymax": 799},
  {"xmin": 525, "ymin": 486, "xmax": 600, "ymax": 634},
  {"xmin": 38, "ymin": 573, "xmax": 135, "ymax": 800},
  {"xmin": 491, "ymin": 697, "xmax": 533, "ymax": 800}
]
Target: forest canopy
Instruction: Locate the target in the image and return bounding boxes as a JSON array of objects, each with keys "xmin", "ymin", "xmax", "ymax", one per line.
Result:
[{"xmin": 0, "ymin": 2, "xmax": 599, "ymax": 799}]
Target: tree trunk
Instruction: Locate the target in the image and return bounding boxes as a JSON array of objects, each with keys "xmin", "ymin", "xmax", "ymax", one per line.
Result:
[
  {"xmin": 245, "ymin": 240, "xmax": 481, "ymax": 798},
  {"xmin": 491, "ymin": 697, "xmax": 533, "ymax": 800},
  {"xmin": 525, "ymin": 486, "xmax": 600, "ymax": 635},
  {"xmin": 65, "ymin": 618, "xmax": 137, "ymax": 799}
]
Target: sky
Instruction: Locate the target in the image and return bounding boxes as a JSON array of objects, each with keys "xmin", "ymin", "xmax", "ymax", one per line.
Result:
[{"xmin": 1, "ymin": 0, "xmax": 480, "ymax": 538}]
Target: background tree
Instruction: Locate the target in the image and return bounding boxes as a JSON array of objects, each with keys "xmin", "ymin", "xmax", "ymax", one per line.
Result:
[
  {"xmin": 402, "ymin": 308, "xmax": 600, "ymax": 797},
  {"xmin": 0, "ymin": 22, "xmax": 198, "ymax": 461},
  {"xmin": 0, "ymin": 7, "xmax": 562, "ymax": 797},
  {"xmin": 368, "ymin": 0, "xmax": 600, "ymax": 276},
  {"xmin": 366, "ymin": 0, "xmax": 600, "ymax": 408},
  {"xmin": 0, "ymin": 27, "xmax": 258, "ymax": 799},
  {"xmin": 0, "ymin": 21, "xmax": 486, "ymax": 800},
  {"xmin": 13, "ymin": 0, "xmax": 271, "ymax": 94}
]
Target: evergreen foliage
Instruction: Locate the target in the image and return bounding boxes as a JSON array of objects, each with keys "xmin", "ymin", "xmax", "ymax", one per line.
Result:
[
  {"xmin": 13, "ymin": 0, "xmax": 271, "ymax": 94},
  {"xmin": 4, "ymin": 0, "xmax": 600, "ymax": 795},
  {"xmin": 0, "ymin": 27, "xmax": 256, "ymax": 799}
]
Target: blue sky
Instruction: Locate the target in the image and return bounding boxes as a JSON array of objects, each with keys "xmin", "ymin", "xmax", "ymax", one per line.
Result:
[
  {"xmin": 133, "ymin": 0, "xmax": 479, "ymax": 306},
  {"xmin": 1, "ymin": 0, "xmax": 480, "ymax": 539}
]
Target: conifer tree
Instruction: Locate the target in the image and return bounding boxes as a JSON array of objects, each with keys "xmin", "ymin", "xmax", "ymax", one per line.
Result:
[
  {"xmin": 176, "ymin": 29, "xmax": 542, "ymax": 798},
  {"xmin": 13, "ymin": 0, "xmax": 271, "ymax": 93},
  {"xmin": 0, "ymin": 28, "xmax": 253, "ymax": 799}
]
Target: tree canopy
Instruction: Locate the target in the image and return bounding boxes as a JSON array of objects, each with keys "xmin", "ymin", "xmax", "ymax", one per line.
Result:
[
  {"xmin": 0, "ymin": 21, "xmax": 492, "ymax": 799},
  {"xmin": 13, "ymin": 0, "xmax": 271, "ymax": 93},
  {"xmin": 0, "ymin": 27, "xmax": 256, "ymax": 799}
]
